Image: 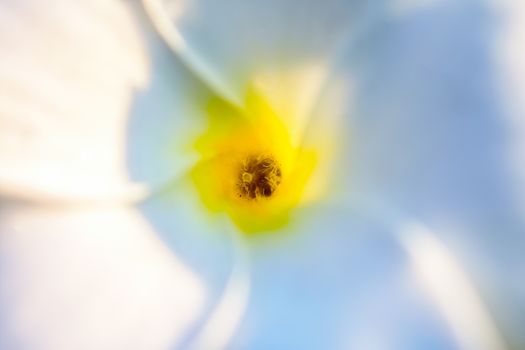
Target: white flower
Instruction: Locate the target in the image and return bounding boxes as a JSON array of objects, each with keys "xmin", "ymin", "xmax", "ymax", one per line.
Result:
[{"xmin": 0, "ymin": 0, "xmax": 524, "ymax": 349}]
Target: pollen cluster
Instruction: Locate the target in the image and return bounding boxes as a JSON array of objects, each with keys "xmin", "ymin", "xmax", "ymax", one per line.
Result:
[{"xmin": 237, "ymin": 155, "xmax": 282, "ymax": 200}]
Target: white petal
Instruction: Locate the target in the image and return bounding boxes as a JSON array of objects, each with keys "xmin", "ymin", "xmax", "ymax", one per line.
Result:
[
  {"xmin": 0, "ymin": 1, "xmax": 209, "ymax": 202},
  {"xmin": 0, "ymin": 0, "xmax": 144, "ymax": 201},
  {"xmin": 0, "ymin": 203, "xmax": 205, "ymax": 350},
  {"xmin": 316, "ymin": 1, "xmax": 525, "ymax": 345},
  {"xmin": 228, "ymin": 206, "xmax": 466, "ymax": 349},
  {"xmin": 138, "ymin": 186, "xmax": 456, "ymax": 349},
  {"xmin": 137, "ymin": 178, "xmax": 250, "ymax": 349},
  {"xmin": 144, "ymin": 0, "xmax": 376, "ymax": 143}
]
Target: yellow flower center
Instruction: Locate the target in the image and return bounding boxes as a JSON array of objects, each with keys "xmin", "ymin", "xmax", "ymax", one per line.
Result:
[{"xmin": 191, "ymin": 89, "xmax": 317, "ymax": 234}]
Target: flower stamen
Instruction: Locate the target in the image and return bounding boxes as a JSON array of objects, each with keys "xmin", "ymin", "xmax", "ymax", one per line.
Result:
[{"xmin": 237, "ymin": 155, "xmax": 282, "ymax": 200}]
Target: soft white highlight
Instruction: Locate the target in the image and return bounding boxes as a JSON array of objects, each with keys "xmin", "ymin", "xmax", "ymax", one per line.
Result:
[
  {"xmin": 142, "ymin": 0, "xmax": 241, "ymax": 104},
  {"xmin": 492, "ymin": 0, "xmax": 525, "ymax": 220},
  {"xmin": 0, "ymin": 204, "xmax": 206, "ymax": 350},
  {"xmin": 188, "ymin": 229, "xmax": 250, "ymax": 350},
  {"xmin": 0, "ymin": 0, "xmax": 151, "ymax": 203},
  {"xmin": 400, "ymin": 223, "xmax": 506, "ymax": 350}
]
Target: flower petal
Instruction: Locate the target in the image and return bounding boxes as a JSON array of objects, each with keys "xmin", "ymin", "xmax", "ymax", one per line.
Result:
[
  {"xmin": 0, "ymin": 203, "xmax": 205, "ymax": 350},
  {"xmin": 310, "ymin": 0, "xmax": 525, "ymax": 346},
  {"xmin": 0, "ymin": 0, "xmax": 145, "ymax": 201},
  {"xmin": 138, "ymin": 180, "xmax": 462, "ymax": 348},
  {"xmin": 228, "ymin": 205, "xmax": 465, "ymax": 349},
  {"xmin": 137, "ymin": 177, "xmax": 251, "ymax": 349},
  {"xmin": 0, "ymin": 0, "xmax": 210, "ymax": 202},
  {"xmin": 144, "ymin": 0, "xmax": 376, "ymax": 143}
]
